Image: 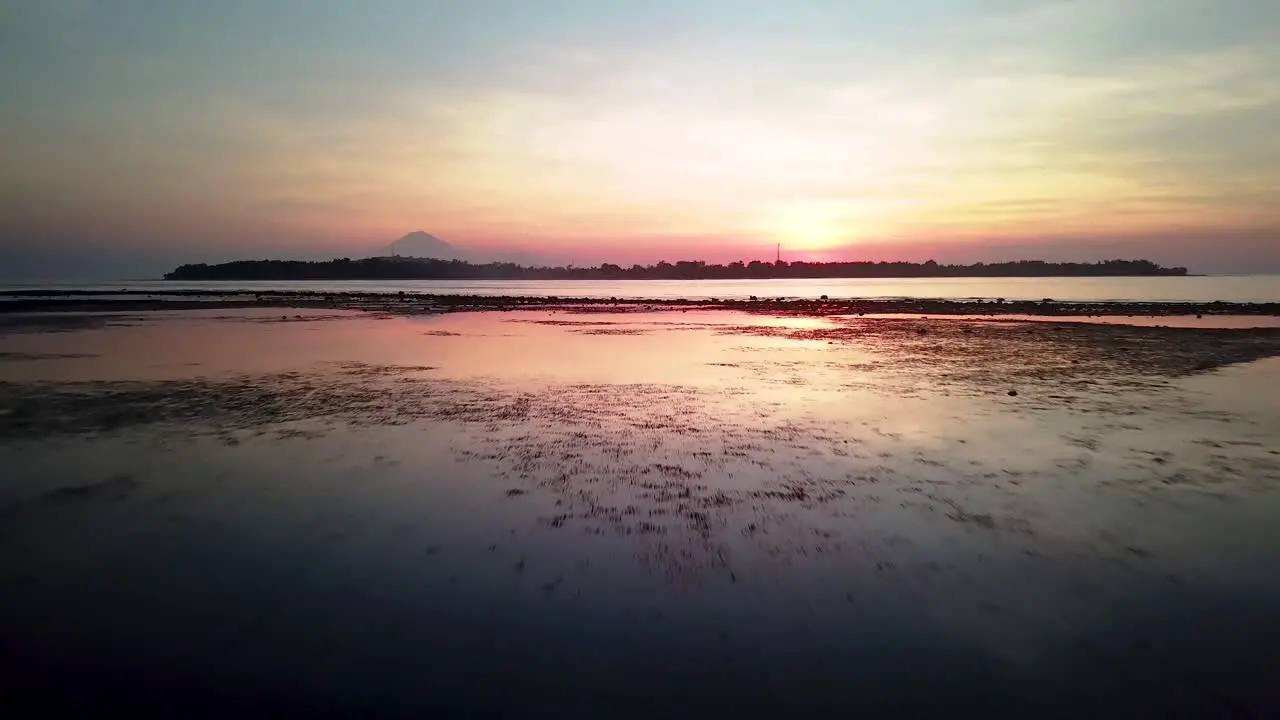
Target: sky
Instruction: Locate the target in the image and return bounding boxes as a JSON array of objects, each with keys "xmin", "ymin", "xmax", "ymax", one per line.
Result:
[{"xmin": 2, "ymin": 0, "xmax": 1279, "ymax": 277}]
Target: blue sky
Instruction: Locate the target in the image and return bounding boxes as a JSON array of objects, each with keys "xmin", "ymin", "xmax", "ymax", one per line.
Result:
[{"xmin": 2, "ymin": 0, "xmax": 1278, "ymax": 276}]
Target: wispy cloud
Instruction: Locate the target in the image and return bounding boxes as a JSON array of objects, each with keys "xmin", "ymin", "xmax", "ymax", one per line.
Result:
[{"xmin": 1, "ymin": 0, "xmax": 1277, "ymax": 268}]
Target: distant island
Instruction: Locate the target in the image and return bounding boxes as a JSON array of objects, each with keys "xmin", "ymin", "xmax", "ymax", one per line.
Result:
[{"xmin": 165, "ymin": 257, "xmax": 1189, "ymax": 281}]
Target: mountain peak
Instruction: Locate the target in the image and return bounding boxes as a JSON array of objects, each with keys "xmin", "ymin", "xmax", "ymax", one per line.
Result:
[
  {"xmin": 399, "ymin": 230, "xmax": 442, "ymax": 241},
  {"xmin": 389, "ymin": 232, "xmax": 463, "ymax": 260}
]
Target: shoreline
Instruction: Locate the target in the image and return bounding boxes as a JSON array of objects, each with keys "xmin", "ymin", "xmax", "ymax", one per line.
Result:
[
  {"xmin": 2, "ymin": 290, "xmax": 1278, "ymax": 318},
  {"xmin": 6, "ymin": 305, "xmax": 1280, "ymax": 433}
]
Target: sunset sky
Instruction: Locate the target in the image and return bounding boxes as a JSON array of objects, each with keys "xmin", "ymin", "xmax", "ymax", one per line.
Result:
[{"xmin": 2, "ymin": 0, "xmax": 1278, "ymax": 276}]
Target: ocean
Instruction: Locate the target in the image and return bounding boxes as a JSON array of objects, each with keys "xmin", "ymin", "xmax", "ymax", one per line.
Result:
[{"xmin": 2, "ymin": 274, "xmax": 1278, "ymax": 304}]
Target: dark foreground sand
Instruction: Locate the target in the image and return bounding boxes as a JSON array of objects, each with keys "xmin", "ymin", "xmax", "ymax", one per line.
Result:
[{"xmin": 2, "ymin": 305, "xmax": 1280, "ymax": 717}]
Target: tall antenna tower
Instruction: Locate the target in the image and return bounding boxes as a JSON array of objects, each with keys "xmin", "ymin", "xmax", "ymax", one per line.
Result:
[{"xmin": 776, "ymin": 243, "xmax": 780, "ymax": 264}]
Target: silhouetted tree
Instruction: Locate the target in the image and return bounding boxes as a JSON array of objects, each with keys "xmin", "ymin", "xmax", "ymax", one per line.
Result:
[{"xmin": 165, "ymin": 256, "xmax": 1189, "ymax": 281}]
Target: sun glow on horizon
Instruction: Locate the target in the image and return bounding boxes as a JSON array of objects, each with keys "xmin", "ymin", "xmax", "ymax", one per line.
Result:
[
  {"xmin": 3, "ymin": 1, "xmax": 1279, "ymax": 272},
  {"xmin": 755, "ymin": 201, "xmax": 870, "ymax": 253}
]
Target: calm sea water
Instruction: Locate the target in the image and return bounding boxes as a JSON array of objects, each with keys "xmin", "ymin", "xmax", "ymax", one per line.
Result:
[
  {"xmin": 5, "ymin": 309, "xmax": 1280, "ymax": 714},
  {"xmin": 2, "ymin": 275, "xmax": 1277, "ymax": 303}
]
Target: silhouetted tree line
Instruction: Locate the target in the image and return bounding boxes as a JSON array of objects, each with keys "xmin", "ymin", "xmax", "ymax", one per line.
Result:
[{"xmin": 165, "ymin": 257, "xmax": 1188, "ymax": 281}]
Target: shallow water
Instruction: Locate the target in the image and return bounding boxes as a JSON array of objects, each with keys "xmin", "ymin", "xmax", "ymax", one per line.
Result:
[
  {"xmin": 4, "ymin": 274, "xmax": 1279, "ymax": 303},
  {"xmin": 2, "ymin": 309, "xmax": 1279, "ymax": 716}
]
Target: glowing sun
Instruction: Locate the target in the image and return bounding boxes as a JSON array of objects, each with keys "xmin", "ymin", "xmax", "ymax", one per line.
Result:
[{"xmin": 757, "ymin": 200, "xmax": 859, "ymax": 252}]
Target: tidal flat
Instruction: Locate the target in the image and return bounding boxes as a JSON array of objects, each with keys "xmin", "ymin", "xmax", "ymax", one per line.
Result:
[{"xmin": 3, "ymin": 305, "xmax": 1280, "ymax": 716}]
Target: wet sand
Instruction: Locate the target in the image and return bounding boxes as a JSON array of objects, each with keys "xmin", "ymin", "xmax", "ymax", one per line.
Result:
[{"xmin": 2, "ymin": 307, "xmax": 1280, "ymax": 716}]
